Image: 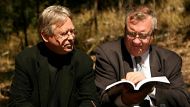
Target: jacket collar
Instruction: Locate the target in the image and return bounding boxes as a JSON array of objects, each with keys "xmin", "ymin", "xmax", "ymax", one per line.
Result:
[{"xmin": 149, "ymin": 45, "xmax": 163, "ymax": 77}]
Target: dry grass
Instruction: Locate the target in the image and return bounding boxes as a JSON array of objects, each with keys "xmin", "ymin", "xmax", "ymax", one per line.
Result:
[{"xmin": 73, "ymin": 9, "xmax": 125, "ymax": 53}]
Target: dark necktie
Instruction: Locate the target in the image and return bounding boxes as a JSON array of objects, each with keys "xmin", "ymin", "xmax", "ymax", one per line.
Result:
[
  {"xmin": 134, "ymin": 56, "xmax": 142, "ymax": 71},
  {"xmin": 135, "ymin": 56, "xmax": 152, "ymax": 107}
]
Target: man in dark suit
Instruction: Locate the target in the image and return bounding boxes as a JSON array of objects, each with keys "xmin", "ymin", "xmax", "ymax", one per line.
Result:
[
  {"xmin": 8, "ymin": 5, "xmax": 99, "ymax": 107},
  {"xmin": 95, "ymin": 4, "xmax": 190, "ymax": 107}
]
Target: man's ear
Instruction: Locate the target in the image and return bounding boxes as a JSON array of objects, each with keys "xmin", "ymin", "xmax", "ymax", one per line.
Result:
[{"xmin": 41, "ymin": 32, "xmax": 49, "ymax": 42}]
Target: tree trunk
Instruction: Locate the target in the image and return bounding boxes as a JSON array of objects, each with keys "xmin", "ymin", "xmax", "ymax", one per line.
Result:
[
  {"xmin": 140, "ymin": 0, "xmax": 145, "ymax": 4},
  {"xmin": 93, "ymin": 0, "xmax": 98, "ymax": 34},
  {"xmin": 36, "ymin": 0, "xmax": 40, "ymax": 18},
  {"xmin": 118, "ymin": 0, "xmax": 124, "ymax": 14},
  {"xmin": 63, "ymin": 0, "xmax": 67, "ymax": 5},
  {"xmin": 21, "ymin": 3, "xmax": 29, "ymax": 47},
  {"xmin": 128, "ymin": 0, "xmax": 133, "ymax": 8}
]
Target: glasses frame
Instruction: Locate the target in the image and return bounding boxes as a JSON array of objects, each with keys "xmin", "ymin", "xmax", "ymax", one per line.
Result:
[
  {"xmin": 55, "ymin": 29, "xmax": 77, "ymax": 40},
  {"xmin": 126, "ymin": 30, "xmax": 152, "ymax": 40}
]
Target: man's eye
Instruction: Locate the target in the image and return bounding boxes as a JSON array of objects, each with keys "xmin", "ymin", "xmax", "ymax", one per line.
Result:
[
  {"xmin": 139, "ymin": 34, "xmax": 148, "ymax": 39},
  {"xmin": 130, "ymin": 32, "xmax": 137, "ymax": 37},
  {"xmin": 61, "ymin": 31, "xmax": 68, "ymax": 36},
  {"xmin": 70, "ymin": 29, "xmax": 74, "ymax": 33},
  {"xmin": 140, "ymin": 36, "xmax": 147, "ymax": 39}
]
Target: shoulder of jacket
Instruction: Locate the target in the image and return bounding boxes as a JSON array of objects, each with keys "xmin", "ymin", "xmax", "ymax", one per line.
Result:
[
  {"xmin": 96, "ymin": 39, "xmax": 121, "ymax": 51},
  {"xmin": 151, "ymin": 45, "xmax": 181, "ymax": 59},
  {"xmin": 16, "ymin": 44, "xmax": 38, "ymax": 60}
]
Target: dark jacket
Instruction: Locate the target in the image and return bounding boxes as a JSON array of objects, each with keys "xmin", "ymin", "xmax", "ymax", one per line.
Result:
[
  {"xmin": 95, "ymin": 38, "xmax": 190, "ymax": 107},
  {"xmin": 8, "ymin": 42, "xmax": 100, "ymax": 107}
]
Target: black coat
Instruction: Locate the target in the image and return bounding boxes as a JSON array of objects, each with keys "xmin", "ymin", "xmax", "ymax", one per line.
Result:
[
  {"xmin": 8, "ymin": 42, "xmax": 100, "ymax": 107},
  {"xmin": 95, "ymin": 38, "xmax": 190, "ymax": 107}
]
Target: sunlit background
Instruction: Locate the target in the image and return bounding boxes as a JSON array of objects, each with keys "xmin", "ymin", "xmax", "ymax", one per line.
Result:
[{"xmin": 0, "ymin": 0, "xmax": 190, "ymax": 106}]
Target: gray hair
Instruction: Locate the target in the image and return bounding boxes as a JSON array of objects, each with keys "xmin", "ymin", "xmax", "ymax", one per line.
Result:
[
  {"xmin": 125, "ymin": 5, "xmax": 157, "ymax": 34},
  {"xmin": 38, "ymin": 5, "xmax": 72, "ymax": 36}
]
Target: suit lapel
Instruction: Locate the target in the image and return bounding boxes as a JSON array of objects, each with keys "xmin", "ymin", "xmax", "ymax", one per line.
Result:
[
  {"xmin": 121, "ymin": 39, "xmax": 134, "ymax": 78},
  {"xmin": 37, "ymin": 56, "xmax": 50, "ymax": 107},
  {"xmin": 149, "ymin": 46, "xmax": 163, "ymax": 77}
]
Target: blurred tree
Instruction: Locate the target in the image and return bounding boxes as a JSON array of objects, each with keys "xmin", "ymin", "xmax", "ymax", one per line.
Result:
[
  {"xmin": 93, "ymin": 0, "xmax": 98, "ymax": 34},
  {"xmin": 0, "ymin": 0, "xmax": 189, "ymax": 50},
  {"xmin": 12, "ymin": 0, "xmax": 36, "ymax": 48},
  {"xmin": 0, "ymin": 0, "xmax": 13, "ymax": 39}
]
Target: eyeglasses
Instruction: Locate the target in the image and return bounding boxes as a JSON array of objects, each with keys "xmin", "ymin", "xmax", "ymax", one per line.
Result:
[
  {"xmin": 55, "ymin": 29, "xmax": 77, "ymax": 39},
  {"xmin": 126, "ymin": 31, "xmax": 152, "ymax": 40}
]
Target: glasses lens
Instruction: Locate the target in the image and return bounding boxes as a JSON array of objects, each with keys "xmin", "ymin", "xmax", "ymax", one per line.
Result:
[{"xmin": 127, "ymin": 31, "xmax": 150, "ymax": 40}]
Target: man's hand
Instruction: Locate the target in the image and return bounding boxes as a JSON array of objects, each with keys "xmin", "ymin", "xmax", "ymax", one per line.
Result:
[{"xmin": 125, "ymin": 72, "xmax": 146, "ymax": 85}]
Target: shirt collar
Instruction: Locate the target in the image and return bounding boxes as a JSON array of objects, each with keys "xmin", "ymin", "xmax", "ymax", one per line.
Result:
[{"xmin": 131, "ymin": 49, "xmax": 149, "ymax": 64}]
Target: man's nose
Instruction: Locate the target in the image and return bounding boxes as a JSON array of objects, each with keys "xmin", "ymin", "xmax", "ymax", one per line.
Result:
[
  {"xmin": 67, "ymin": 33, "xmax": 74, "ymax": 40},
  {"xmin": 133, "ymin": 35, "xmax": 142, "ymax": 44}
]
